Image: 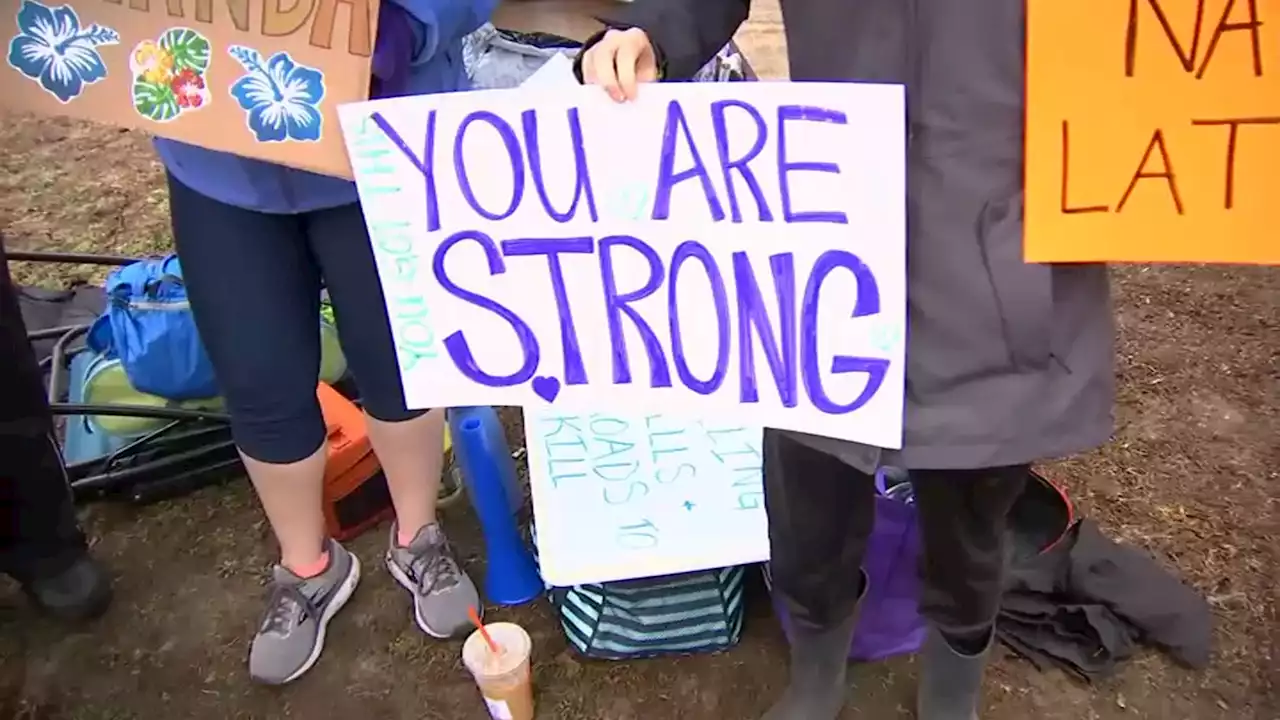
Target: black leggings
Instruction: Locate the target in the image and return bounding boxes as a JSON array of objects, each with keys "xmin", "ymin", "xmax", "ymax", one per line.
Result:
[
  {"xmin": 0, "ymin": 236, "xmax": 87, "ymax": 582},
  {"xmin": 168, "ymin": 174, "xmax": 422, "ymax": 464},
  {"xmin": 764, "ymin": 430, "xmax": 1027, "ymax": 637}
]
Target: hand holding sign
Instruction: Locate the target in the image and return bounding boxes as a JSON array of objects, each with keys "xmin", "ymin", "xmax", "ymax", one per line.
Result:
[
  {"xmin": 339, "ymin": 82, "xmax": 907, "ymax": 449},
  {"xmin": 580, "ymin": 27, "xmax": 660, "ymax": 102}
]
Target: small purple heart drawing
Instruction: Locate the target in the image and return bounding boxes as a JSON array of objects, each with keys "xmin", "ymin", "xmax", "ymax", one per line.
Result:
[{"xmin": 531, "ymin": 376, "xmax": 561, "ymax": 403}]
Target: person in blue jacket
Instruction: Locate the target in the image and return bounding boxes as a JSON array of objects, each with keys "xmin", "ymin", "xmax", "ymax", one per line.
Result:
[{"xmin": 156, "ymin": 0, "xmax": 497, "ymax": 685}]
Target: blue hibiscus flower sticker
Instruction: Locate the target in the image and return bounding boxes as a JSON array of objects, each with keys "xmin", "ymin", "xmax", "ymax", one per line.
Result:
[
  {"xmin": 7, "ymin": 0, "xmax": 119, "ymax": 104},
  {"xmin": 227, "ymin": 45, "xmax": 326, "ymax": 143}
]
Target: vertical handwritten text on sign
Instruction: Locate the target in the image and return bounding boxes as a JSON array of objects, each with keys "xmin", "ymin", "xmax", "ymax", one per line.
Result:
[
  {"xmin": 339, "ymin": 84, "xmax": 908, "ymax": 448},
  {"xmin": 525, "ymin": 412, "xmax": 767, "ymax": 585},
  {"xmin": 1026, "ymin": 0, "xmax": 1279, "ymax": 264},
  {"xmin": 346, "ymin": 113, "xmax": 439, "ymax": 368}
]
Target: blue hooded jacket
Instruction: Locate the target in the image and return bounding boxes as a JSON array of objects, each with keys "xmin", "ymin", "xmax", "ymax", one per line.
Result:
[{"xmin": 155, "ymin": 0, "xmax": 497, "ymax": 215}]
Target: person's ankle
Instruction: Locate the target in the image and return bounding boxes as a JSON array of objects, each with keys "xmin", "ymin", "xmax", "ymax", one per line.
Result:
[
  {"xmin": 395, "ymin": 518, "xmax": 438, "ymax": 547},
  {"xmin": 283, "ymin": 548, "xmax": 330, "ymax": 579}
]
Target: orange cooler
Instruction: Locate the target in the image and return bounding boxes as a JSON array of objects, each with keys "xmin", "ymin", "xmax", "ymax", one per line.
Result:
[{"xmin": 317, "ymin": 383, "xmax": 392, "ymax": 541}]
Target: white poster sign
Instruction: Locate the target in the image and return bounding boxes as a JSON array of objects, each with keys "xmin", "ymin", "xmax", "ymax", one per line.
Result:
[
  {"xmin": 516, "ymin": 62, "xmax": 771, "ymax": 585},
  {"xmin": 339, "ymin": 82, "xmax": 906, "ymax": 445}
]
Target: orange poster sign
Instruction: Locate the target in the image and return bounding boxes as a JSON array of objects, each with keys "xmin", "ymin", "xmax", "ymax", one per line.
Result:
[
  {"xmin": 1026, "ymin": 0, "xmax": 1279, "ymax": 265},
  {"xmin": 0, "ymin": 0, "xmax": 378, "ymax": 178}
]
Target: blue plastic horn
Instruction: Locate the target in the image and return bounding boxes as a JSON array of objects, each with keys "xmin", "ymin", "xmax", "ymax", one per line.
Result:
[{"xmin": 447, "ymin": 407, "xmax": 542, "ymax": 606}]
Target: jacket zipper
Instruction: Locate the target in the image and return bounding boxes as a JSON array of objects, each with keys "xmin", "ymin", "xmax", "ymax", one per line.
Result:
[
  {"xmin": 906, "ymin": 0, "xmax": 921, "ymax": 147},
  {"xmin": 128, "ymin": 300, "xmax": 190, "ymax": 311}
]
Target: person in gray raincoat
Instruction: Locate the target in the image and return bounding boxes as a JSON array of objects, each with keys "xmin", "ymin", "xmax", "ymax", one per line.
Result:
[{"xmin": 578, "ymin": 2, "xmax": 1115, "ymax": 719}]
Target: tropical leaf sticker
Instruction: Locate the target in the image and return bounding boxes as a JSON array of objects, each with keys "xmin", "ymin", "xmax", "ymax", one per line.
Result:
[
  {"xmin": 132, "ymin": 79, "xmax": 180, "ymax": 122},
  {"xmin": 159, "ymin": 27, "xmax": 210, "ymax": 74}
]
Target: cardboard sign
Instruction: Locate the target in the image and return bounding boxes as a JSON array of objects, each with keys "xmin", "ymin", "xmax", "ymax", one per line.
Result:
[
  {"xmin": 340, "ymin": 82, "xmax": 907, "ymax": 447},
  {"xmin": 1026, "ymin": 0, "xmax": 1280, "ymax": 265},
  {"xmin": 0, "ymin": 0, "xmax": 377, "ymax": 177}
]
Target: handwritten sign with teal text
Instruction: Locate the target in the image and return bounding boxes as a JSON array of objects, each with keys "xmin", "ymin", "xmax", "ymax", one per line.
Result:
[{"xmin": 525, "ymin": 411, "xmax": 767, "ymax": 585}]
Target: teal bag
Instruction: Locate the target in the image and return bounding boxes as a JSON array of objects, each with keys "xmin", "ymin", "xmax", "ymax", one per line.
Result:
[{"xmin": 549, "ymin": 567, "xmax": 747, "ymax": 660}]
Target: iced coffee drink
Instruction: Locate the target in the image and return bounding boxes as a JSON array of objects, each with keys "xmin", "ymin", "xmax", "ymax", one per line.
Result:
[{"xmin": 462, "ymin": 622, "xmax": 534, "ymax": 720}]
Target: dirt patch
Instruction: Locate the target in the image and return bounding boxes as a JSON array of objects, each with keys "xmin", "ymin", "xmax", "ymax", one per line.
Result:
[{"xmin": 0, "ymin": 12, "xmax": 1276, "ymax": 717}]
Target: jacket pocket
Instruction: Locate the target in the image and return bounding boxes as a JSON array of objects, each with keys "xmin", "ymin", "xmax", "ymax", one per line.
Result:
[{"xmin": 977, "ymin": 191, "xmax": 1053, "ymax": 371}]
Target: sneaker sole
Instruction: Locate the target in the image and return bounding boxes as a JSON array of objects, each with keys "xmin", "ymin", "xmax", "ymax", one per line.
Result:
[
  {"xmin": 385, "ymin": 556, "xmax": 479, "ymax": 639},
  {"xmin": 260, "ymin": 553, "xmax": 362, "ymax": 686}
]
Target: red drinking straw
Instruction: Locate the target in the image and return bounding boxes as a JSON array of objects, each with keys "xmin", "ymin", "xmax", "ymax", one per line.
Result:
[{"xmin": 468, "ymin": 606, "xmax": 500, "ymax": 654}]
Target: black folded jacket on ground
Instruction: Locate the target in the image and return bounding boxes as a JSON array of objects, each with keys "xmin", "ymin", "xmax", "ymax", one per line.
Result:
[{"xmin": 999, "ymin": 519, "xmax": 1213, "ymax": 681}]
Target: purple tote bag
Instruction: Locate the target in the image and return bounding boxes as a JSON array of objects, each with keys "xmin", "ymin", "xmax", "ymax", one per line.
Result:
[
  {"xmin": 849, "ymin": 472, "xmax": 928, "ymax": 660},
  {"xmin": 767, "ymin": 469, "xmax": 927, "ymax": 661},
  {"xmin": 767, "ymin": 468, "xmax": 1074, "ymax": 661}
]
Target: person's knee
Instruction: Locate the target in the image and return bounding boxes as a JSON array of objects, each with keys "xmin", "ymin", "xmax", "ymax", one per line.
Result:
[
  {"xmin": 342, "ymin": 343, "xmax": 426, "ymax": 425},
  {"xmin": 360, "ymin": 391, "xmax": 426, "ymax": 425},
  {"xmin": 226, "ymin": 385, "xmax": 327, "ymax": 464}
]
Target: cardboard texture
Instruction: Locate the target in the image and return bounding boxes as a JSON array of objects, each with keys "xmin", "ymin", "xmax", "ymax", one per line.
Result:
[
  {"xmin": 0, "ymin": 0, "xmax": 630, "ymax": 178},
  {"xmin": 0, "ymin": 0, "xmax": 378, "ymax": 178},
  {"xmin": 1026, "ymin": 0, "xmax": 1279, "ymax": 265}
]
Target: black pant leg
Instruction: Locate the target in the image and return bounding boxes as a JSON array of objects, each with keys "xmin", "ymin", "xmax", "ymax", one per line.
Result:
[
  {"xmin": 167, "ymin": 173, "xmax": 327, "ymax": 464},
  {"xmin": 0, "ymin": 237, "xmax": 86, "ymax": 583},
  {"xmin": 0, "ymin": 238, "xmax": 51, "ymax": 437},
  {"xmin": 764, "ymin": 430, "xmax": 876, "ymax": 630},
  {"xmin": 303, "ymin": 202, "xmax": 424, "ymax": 423},
  {"xmin": 910, "ymin": 466, "xmax": 1028, "ymax": 636}
]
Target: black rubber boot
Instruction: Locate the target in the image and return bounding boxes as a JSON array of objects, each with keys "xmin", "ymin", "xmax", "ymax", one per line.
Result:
[
  {"xmin": 916, "ymin": 626, "xmax": 994, "ymax": 720},
  {"xmin": 23, "ymin": 553, "xmax": 113, "ymax": 621},
  {"xmin": 761, "ymin": 573, "xmax": 867, "ymax": 720}
]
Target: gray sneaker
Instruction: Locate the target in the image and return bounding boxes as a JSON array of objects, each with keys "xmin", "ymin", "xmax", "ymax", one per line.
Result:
[
  {"xmin": 248, "ymin": 539, "xmax": 361, "ymax": 685},
  {"xmin": 385, "ymin": 523, "xmax": 480, "ymax": 638}
]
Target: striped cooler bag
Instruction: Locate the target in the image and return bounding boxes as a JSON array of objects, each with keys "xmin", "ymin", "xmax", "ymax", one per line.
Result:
[{"xmin": 548, "ymin": 567, "xmax": 748, "ymax": 660}]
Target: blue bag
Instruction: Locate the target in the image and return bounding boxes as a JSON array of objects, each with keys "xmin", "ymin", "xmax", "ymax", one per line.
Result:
[{"xmin": 87, "ymin": 255, "xmax": 219, "ymax": 401}]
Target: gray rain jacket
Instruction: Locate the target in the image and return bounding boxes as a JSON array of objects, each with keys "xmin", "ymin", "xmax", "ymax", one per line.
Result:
[{"xmin": 601, "ymin": 0, "xmax": 1115, "ymax": 471}]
